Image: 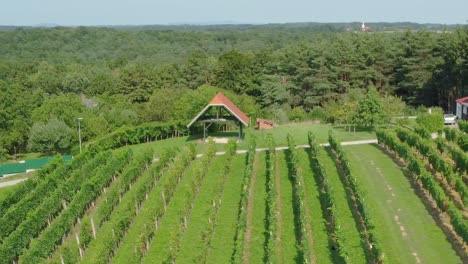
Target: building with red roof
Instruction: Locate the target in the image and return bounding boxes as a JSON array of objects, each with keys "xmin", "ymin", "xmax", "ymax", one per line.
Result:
[
  {"xmin": 456, "ymin": 96, "xmax": 468, "ymax": 120},
  {"xmin": 187, "ymin": 93, "xmax": 249, "ymax": 140}
]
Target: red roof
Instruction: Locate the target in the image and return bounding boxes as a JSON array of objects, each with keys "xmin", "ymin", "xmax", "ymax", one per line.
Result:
[
  {"xmin": 187, "ymin": 93, "xmax": 250, "ymax": 127},
  {"xmin": 456, "ymin": 96, "xmax": 468, "ymax": 103},
  {"xmin": 209, "ymin": 93, "xmax": 249, "ymax": 125}
]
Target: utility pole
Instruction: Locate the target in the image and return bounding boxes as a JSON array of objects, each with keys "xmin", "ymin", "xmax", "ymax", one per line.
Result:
[{"xmin": 78, "ymin": 118, "xmax": 83, "ymax": 154}]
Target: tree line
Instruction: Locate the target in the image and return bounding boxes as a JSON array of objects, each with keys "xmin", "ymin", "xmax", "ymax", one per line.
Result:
[{"xmin": 0, "ymin": 25, "xmax": 467, "ymax": 156}]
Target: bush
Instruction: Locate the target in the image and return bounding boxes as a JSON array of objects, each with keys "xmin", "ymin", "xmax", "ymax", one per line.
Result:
[
  {"xmin": 415, "ymin": 108, "xmax": 444, "ymax": 133},
  {"xmin": 288, "ymin": 106, "xmax": 307, "ymax": 122},
  {"xmin": 459, "ymin": 120, "xmax": 468, "ymax": 133}
]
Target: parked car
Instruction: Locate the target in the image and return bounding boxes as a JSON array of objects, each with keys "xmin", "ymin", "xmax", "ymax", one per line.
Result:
[{"xmin": 444, "ymin": 114, "xmax": 457, "ymax": 125}]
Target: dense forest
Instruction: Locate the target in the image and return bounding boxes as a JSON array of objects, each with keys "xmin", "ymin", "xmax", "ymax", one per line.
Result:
[{"xmin": 0, "ymin": 24, "xmax": 467, "ymax": 156}]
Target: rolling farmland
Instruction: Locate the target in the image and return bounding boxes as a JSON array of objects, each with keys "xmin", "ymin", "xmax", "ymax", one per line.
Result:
[{"xmin": 0, "ymin": 131, "xmax": 465, "ymax": 264}]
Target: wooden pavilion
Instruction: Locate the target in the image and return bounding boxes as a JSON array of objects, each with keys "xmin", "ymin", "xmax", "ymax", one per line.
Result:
[{"xmin": 187, "ymin": 93, "xmax": 249, "ymax": 141}]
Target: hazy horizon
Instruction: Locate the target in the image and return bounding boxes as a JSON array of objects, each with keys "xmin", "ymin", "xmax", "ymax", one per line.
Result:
[{"xmin": 1, "ymin": 0, "xmax": 467, "ymax": 26}]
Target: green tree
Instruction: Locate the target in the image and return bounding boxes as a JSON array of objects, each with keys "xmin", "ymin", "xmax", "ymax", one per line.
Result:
[
  {"xmin": 32, "ymin": 93, "xmax": 86, "ymax": 128},
  {"xmin": 27, "ymin": 119, "xmax": 75, "ymax": 153},
  {"xmin": 215, "ymin": 50, "xmax": 255, "ymax": 94},
  {"xmin": 352, "ymin": 88, "xmax": 386, "ymax": 129}
]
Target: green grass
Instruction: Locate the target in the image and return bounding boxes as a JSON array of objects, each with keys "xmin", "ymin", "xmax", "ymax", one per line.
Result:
[
  {"xmin": 296, "ymin": 149, "xmax": 333, "ymax": 264},
  {"xmin": 124, "ymin": 123, "xmax": 375, "ymax": 157},
  {"xmin": 248, "ymin": 152, "xmax": 268, "ymax": 263},
  {"xmin": 175, "ymin": 155, "xmax": 227, "ymax": 262},
  {"xmin": 143, "ymin": 156, "xmax": 223, "ymax": 263},
  {"xmin": 345, "ymin": 144, "xmax": 461, "ymax": 264},
  {"xmin": 206, "ymin": 154, "xmax": 246, "ymax": 264},
  {"xmin": 277, "ymin": 151, "xmax": 300, "ymax": 263},
  {"xmin": 0, "ymin": 184, "xmax": 22, "ymax": 203},
  {"xmin": 320, "ymin": 147, "xmax": 367, "ymax": 263}
]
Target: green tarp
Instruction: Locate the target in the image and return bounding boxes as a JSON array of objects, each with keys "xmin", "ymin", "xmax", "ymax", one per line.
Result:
[{"xmin": 0, "ymin": 155, "xmax": 72, "ymax": 177}]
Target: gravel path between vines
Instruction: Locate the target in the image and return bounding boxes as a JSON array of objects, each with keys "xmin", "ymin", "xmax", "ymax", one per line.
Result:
[
  {"xmin": 242, "ymin": 152, "xmax": 260, "ymax": 264},
  {"xmin": 275, "ymin": 151, "xmax": 283, "ymax": 261}
]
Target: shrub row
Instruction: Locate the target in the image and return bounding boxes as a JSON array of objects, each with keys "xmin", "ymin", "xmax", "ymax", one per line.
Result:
[
  {"xmin": 231, "ymin": 140, "xmax": 257, "ymax": 263},
  {"xmin": 190, "ymin": 140, "xmax": 238, "ymax": 263},
  {"xmin": 328, "ymin": 132, "xmax": 385, "ymax": 263},
  {"xmin": 265, "ymin": 134, "xmax": 277, "ymax": 263},
  {"xmin": 18, "ymin": 150, "xmax": 134, "ymax": 263},
  {"xmin": 287, "ymin": 134, "xmax": 313, "ymax": 263},
  {"xmin": 0, "ymin": 150, "xmax": 130, "ymax": 264},
  {"xmin": 0, "ymin": 153, "xmax": 86, "ymax": 218},
  {"xmin": 377, "ymin": 129, "xmax": 468, "ymax": 242},
  {"xmin": 444, "ymin": 127, "xmax": 468, "ymax": 151},
  {"xmin": 85, "ymin": 121, "xmax": 187, "ymax": 153},
  {"xmin": 93, "ymin": 148, "xmax": 154, "ymax": 226},
  {"xmin": 0, "ymin": 153, "xmax": 100, "ymax": 242},
  {"xmin": 396, "ymin": 129, "xmax": 468, "ymax": 205},
  {"xmin": 77, "ymin": 148, "xmax": 179, "ymax": 264},
  {"xmin": 113, "ymin": 144, "xmax": 195, "ymax": 263},
  {"xmin": 307, "ymin": 132, "xmax": 348, "ymax": 262},
  {"xmin": 145, "ymin": 141, "xmax": 217, "ymax": 263},
  {"xmin": 459, "ymin": 120, "xmax": 468, "ymax": 133},
  {"xmin": 435, "ymin": 138, "xmax": 468, "ymax": 175}
]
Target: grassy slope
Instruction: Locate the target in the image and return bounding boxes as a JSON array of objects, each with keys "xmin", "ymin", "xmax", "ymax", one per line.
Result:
[
  {"xmin": 320, "ymin": 147, "xmax": 368, "ymax": 263},
  {"xmin": 142, "ymin": 156, "xmax": 224, "ymax": 263},
  {"xmin": 345, "ymin": 144, "xmax": 460, "ymax": 264},
  {"xmin": 175, "ymin": 155, "xmax": 227, "ymax": 262},
  {"xmin": 277, "ymin": 151, "xmax": 299, "ymax": 263},
  {"xmin": 206, "ymin": 154, "xmax": 246, "ymax": 263},
  {"xmin": 125, "ymin": 123, "xmax": 375, "ymax": 157},
  {"xmin": 248, "ymin": 152, "xmax": 268, "ymax": 263},
  {"xmin": 296, "ymin": 149, "xmax": 333, "ymax": 264}
]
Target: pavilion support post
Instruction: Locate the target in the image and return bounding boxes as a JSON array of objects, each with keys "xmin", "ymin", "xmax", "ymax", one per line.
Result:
[{"xmin": 239, "ymin": 122, "xmax": 243, "ymax": 141}]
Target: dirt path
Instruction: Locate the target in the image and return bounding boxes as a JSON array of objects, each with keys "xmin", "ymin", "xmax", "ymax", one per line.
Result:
[
  {"xmin": 0, "ymin": 178, "xmax": 27, "ymax": 188},
  {"xmin": 275, "ymin": 151, "xmax": 283, "ymax": 261},
  {"xmin": 242, "ymin": 152, "xmax": 260, "ymax": 264}
]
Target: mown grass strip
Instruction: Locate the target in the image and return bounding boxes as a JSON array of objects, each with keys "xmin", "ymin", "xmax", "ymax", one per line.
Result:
[
  {"xmin": 248, "ymin": 151, "xmax": 268, "ymax": 264},
  {"xmin": 329, "ymin": 132, "xmax": 386, "ymax": 263},
  {"xmin": 346, "ymin": 144, "xmax": 460, "ymax": 264},
  {"xmin": 205, "ymin": 154, "xmax": 247, "ymax": 264},
  {"xmin": 278, "ymin": 151, "xmax": 300, "ymax": 263}
]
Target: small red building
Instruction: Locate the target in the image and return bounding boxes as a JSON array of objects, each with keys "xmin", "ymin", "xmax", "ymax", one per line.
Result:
[{"xmin": 256, "ymin": 118, "xmax": 274, "ymax": 130}]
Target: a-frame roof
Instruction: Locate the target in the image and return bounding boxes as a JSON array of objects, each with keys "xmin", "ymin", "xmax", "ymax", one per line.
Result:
[
  {"xmin": 456, "ymin": 96, "xmax": 468, "ymax": 104},
  {"xmin": 187, "ymin": 93, "xmax": 249, "ymax": 128}
]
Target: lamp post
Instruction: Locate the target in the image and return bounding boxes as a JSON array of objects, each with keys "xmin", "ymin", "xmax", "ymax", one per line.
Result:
[{"xmin": 78, "ymin": 118, "xmax": 83, "ymax": 154}]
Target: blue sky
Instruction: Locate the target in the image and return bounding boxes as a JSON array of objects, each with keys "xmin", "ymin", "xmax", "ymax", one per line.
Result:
[{"xmin": 1, "ymin": 0, "xmax": 467, "ymax": 25}]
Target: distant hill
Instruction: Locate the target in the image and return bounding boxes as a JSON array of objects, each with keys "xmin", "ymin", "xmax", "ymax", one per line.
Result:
[{"xmin": 0, "ymin": 22, "xmax": 465, "ymax": 32}]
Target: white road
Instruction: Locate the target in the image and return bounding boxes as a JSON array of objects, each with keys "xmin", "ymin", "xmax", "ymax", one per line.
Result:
[
  {"xmin": 0, "ymin": 178, "xmax": 28, "ymax": 189},
  {"xmin": 1, "ymin": 139, "xmax": 378, "ymax": 187}
]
